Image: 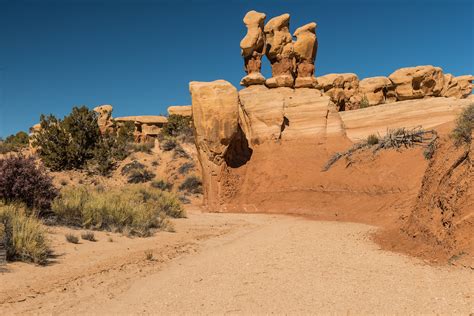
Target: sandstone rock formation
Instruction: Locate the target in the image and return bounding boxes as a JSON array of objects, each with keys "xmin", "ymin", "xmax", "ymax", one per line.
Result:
[
  {"xmin": 355, "ymin": 76, "xmax": 396, "ymax": 106},
  {"xmin": 240, "ymin": 11, "xmax": 267, "ymax": 86},
  {"xmin": 388, "ymin": 65, "xmax": 444, "ymax": 100},
  {"xmin": 293, "ymin": 22, "xmax": 318, "ymax": 88},
  {"xmin": 264, "ymin": 14, "xmax": 295, "ymax": 88},
  {"xmin": 167, "ymin": 105, "xmax": 192, "ymax": 117},
  {"xmin": 441, "ymin": 74, "xmax": 474, "ymax": 99},
  {"xmin": 114, "ymin": 115, "xmax": 168, "ymax": 143},
  {"xmin": 317, "ymin": 73, "xmax": 359, "ymax": 110},
  {"xmin": 339, "ymin": 97, "xmax": 473, "ymax": 141},
  {"xmin": 93, "ymin": 104, "xmax": 114, "ymax": 134},
  {"xmin": 189, "ymin": 80, "xmax": 241, "ymax": 208}
]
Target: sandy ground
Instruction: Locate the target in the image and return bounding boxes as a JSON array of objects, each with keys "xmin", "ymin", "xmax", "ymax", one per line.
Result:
[{"xmin": 0, "ymin": 210, "xmax": 473, "ymax": 315}]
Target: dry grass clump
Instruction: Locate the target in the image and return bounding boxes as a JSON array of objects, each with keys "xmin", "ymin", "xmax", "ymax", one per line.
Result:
[
  {"xmin": 81, "ymin": 231, "xmax": 96, "ymax": 241},
  {"xmin": 51, "ymin": 185, "xmax": 185, "ymax": 236},
  {"xmin": 323, "ymin": 127, "xmax": 438, "ymax": 171},
  {"xmin": 121, "ymin": 161, "xmax": 155, "ymax": 184},
  {"xmin": 65, "ymin": 233, "xmax": 79, "ymax": 244},
  {"xmin": 0, "ymin": 204, "xmax": 50, "ymax": 265},
  {"xmin": 451, "ymin": 103, "xmax": 474, "ymax": 145}
]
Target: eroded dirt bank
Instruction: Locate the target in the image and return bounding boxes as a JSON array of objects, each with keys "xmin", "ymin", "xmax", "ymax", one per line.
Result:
[{"xmin": 1, "ymin": 210, "xmax": 472, "ymax": 315}]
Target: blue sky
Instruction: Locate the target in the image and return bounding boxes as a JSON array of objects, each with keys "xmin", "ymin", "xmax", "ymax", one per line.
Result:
[{"xmin": 0, "ymin": 0, "xmax": 473, "ymax": 137}]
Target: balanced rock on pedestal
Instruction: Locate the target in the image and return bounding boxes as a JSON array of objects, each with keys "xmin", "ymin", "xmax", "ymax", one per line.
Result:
[
  {"xmin": 240, "ymin": 10, "xmax": 267, "ymax": 87},
  {"xmin": 293, "ymin": 22, "xmax": 318, "ymax": 88},
  {"xmin": 264, "ymin": 14, "xmax": 295, "ymax": 88}
]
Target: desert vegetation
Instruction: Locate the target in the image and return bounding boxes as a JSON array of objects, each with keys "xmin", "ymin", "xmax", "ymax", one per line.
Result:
[
  {"xmin": 51, "ymin": 185, "xmax": 184, "ymax": 236},
  {"xmin": 451, "ymin": 103, "xmax": 474, "ymax": 145},
  {"xmin": 0, "ymin": 131, "xmax": 30, "ymax": 154},
  {"xmin": 323, "ymin": 127, "xmax": 438, "ymax": 171}
]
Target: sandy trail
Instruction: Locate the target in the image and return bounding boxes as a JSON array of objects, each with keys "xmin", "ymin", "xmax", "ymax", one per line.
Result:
[{"xmin": 1, "ymin": 211, "xmax": 473, "ymax": 315}]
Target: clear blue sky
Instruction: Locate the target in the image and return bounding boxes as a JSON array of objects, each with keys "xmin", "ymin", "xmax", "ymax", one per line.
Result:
[{"xmin": 0, "ymin": 0, "xmax": 473, "ymax": 137}]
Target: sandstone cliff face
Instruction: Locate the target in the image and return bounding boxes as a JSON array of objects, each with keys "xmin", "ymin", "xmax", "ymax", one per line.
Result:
[
  {"xmin": 93, "ymin": 105, "xmax": 114, "ymax": 134},
  {"xmin": 189, "ymin": 78, "xmax": 472, "ymax": 211},
  {"xmin": 189, "ymin": 80, "xmax": 241, "ymax": 209}
]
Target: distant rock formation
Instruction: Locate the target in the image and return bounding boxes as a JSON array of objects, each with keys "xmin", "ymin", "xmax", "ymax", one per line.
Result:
[
  {"xmin": 93, "ymin": 104, "xmax": 114, "ymax": 134},
  {"xmin": 114, "ymin": 116, "xmax": 168, "ymax": 143},
  {"xmin": 240, "ymin": 11, "xmax": 267, "ymax": 87},
  {"xmin": 167, "ymin": 105, "xmax": 192, "ymax": 117}
]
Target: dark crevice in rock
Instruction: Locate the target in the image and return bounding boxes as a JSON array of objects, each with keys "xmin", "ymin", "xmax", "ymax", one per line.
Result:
[
  {"xmin": 279, "ymin": 116, "xmax": 290, "ymax": 139},
  {"xmin": 224, "ymin": 124, "xmax": 253, "ymax": 168}
]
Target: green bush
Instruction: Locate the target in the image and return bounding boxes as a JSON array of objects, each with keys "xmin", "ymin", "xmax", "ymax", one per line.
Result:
[
  {"xmin": 179, "ymin": 175, "xmax": 203, "ymax": 194},
  {"xmin": 51, "ymin": 185, "xmax": 185, "ymax": 236},
  {"xmin": 32, "ymin": 107, "xmax": 100, "ymax": 170},
  {"xmin": 121, "ymin": 161, "xmax": 155, "ymax": 183},
  {"xmin": 451, "ymin": 104, "xmax": 474, "ymax": 145},
  {"xmin": 151, "ymin": 179, "xmax": 173, "ymax": 191},
  {"xmin": 161, "ymin": 115, "xmax": 193, "ymax": 141},
  {"xmin": 359, "ymin": 95, "xmax": 370, "ymax": 109},
  {"xmin": 161, "ymin": 138, "xmax": 177, "ymax": 151},
  {"xmin": 0, "ymin": 204, "xmax": 50, "ymax": 265},
  {"xmin": 131, "ymin": 142, "xmax": 154, "ymax": 154},
  {"xmin": 178, "ymin": 162, "xmax": 194, "ymax": 174},
  {"xmin": 0, "ymin": 131, "xmax": 30, "ymax": 153}
]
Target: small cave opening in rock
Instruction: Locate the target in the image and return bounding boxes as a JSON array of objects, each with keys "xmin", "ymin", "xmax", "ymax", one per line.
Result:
[
  {"xmin": 224, "ymin": 124, "xmax": 253, "ymax": 168},
  {"xmin": 279, "ymin": 116, "xmax": 290, "ymax": 139}
]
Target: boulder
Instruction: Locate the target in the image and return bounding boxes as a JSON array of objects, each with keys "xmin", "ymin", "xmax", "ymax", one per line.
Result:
[
  {"xmin": 357, "ymin": 76, "xmax": 395, "ymax": 106},
  {"xmin": 189, "ymin": 80, "xmax": 240, "ymax": 209},
  {"xmin": 440, "ymin": 74, "xmax": 474, "ymax": 99},
  {"xmin": 93, "ymin": 104, "xmax": 114, "ymax": 134},
  {"xmin": 167, "ymin": 105, "xmax": 192, "ymax": 117},
  {"xmin": 317, "ymin": 73, "xmax": 359, "ymax": 110},
  {"xmin": 388, "ymin": 65, "xmax": 444, "ymax": 100},
  {"xmin": 240, "ymin": 10, "xmax": 267, "ymax": 86}
]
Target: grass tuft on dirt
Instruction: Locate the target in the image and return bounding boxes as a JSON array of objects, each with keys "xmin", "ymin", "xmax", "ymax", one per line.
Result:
[
  {"xmin": 0, "ymin": 204, "xmax": 50, "ymax": 265},
  {"xmin": 51, "ymin": 185, "xmax": 185, "ymax": 236}
]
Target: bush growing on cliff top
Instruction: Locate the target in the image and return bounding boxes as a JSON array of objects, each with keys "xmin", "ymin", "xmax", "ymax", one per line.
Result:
[
  {"xmin": 161, "ymin": 115, "xmax": 193, "ymax": 142},
  {"xmin": 0, "ymin": 155, "xmax": 58, "ymax": 212},
  {"xmin": 451, "ymin": 103, "xmax": 474, "ymax": 145},
  {"xmin": 0, "ymin": 131, "xmax": 30, "ymax": 154}
]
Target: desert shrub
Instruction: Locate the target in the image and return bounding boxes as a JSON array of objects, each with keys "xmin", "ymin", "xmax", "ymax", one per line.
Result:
[
  {"xmin": 131, "ymin": 142, "xmax": 154, "ymax": 154},
  {"xmin": 81, "ymin": 231, "xmax": 95, "ymax": 241},
  {"xmin": 65, "ymin": 233, "xmax": 79, "ymax": 244},
  {"xmin": 0, "ymin": 204, "xmax": 50, "ymax": 264},
  {"xmin": 173, "ymin": 144, "xmax": 190, "ymax": 159},
  {"xmin": 151, "ymin": 179, "xmax": 173, "ymax": 191},
  {"xmin": 178, "ymin": 162, "xmax": 195, "ymax": 174},
  {"xmin": 367, "ymin": 134, "xmax": 379, "ymax": 145},
  {"xmin": 144, "ymin": 250, "xmax": 154, "ymax": 260},
  {"xmin": 161, "ymin": 138, "xmax": 177, "ymax": 151},
  {"xmin": 451, "ymin": 104, "xmax": 474, "ymax": 145},
  {"xmin": 179, "ymin": 175, "xmax": 203, "ymax": 194},
  {"xmin": 33, "ymin": 107, "xmax": 101, "ymax": 170},
  {"xmin": 161, "ymin": 115, "xmax": 193, "ymax": 141},
  {"xmin": 0, "ymin": 131, "xmax": 30, "ymax": 153},
  {"xmin": 359, "ymin": 95, "xmax": 370, "ymax": 109},
  {"xmin": 151, "ymin": 160, "xmax": 160, "ymax": 167},
  {"xmin": 323, "ymin": 127, "xmax": 438, "ymax": 171},
  {"xmin": 0, "ymin": 155, "xmax": 58, "ymax": 211},
  {"xmin": 51, "ymin": 185, "xmax": 184, "ymax": 236},
  {"xmin": 121, "ymin": 161, "xmax": 155, "ymax": 183}
]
